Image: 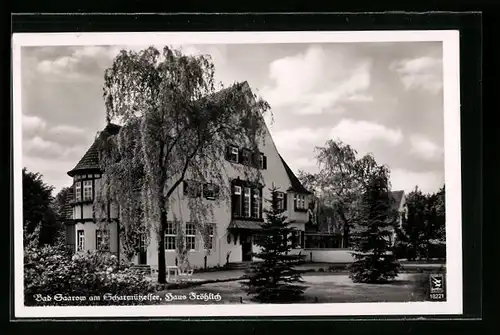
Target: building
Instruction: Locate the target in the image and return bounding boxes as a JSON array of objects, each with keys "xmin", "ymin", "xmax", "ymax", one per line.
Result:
[
  {"xmin": 301, "ymin": 190, "xmax": 406, "ymax": 263},
  {"xmin": 61, "ymin": 82, "xmax": 314, "ymax": 269}
]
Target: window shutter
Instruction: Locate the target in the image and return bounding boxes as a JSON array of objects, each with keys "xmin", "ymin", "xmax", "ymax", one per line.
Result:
[
  {"xmin": 283, "ymin": 192, "xmax": 288, "ymax": 210},
  {"xmin": 225, "ymin": 146, "xmax": 231, "ymax": 160},
  {"xmin": 238, "ymin": 149, "xmax": 244, "ymax": 164},
  {"xmin": 263, "ymin": 155, "xmax": 267, "ymax": 169},
  {"xmin": 183, "ymin": 180, "xmax": 188, "ymax": 196}
]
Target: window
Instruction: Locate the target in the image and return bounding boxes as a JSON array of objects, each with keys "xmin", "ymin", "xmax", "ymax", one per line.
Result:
[
  {"xmin": 276, "ymin": 192, "xmax": 286, "ymax": 211},
  {"xmin": 183, "ymin": 180, "xmax": 202, "ymax": 198},
  {"xmin": 251, "ymin": 189, "xmax": 261, "ymax": 219},
  {"xmin": 185, "ymin": 223, "xmax": 196, "ymax": 251},
  {"xmin": 243, "ymin": 187, "xmax": 251, "ymax": 217},
  {"xmin": 227, "ymin": 145, "xmax": 239, "ymax": 162},
  {"xmin": 77, "ymin": 230, "xmax": 85, "ymax": 251},
  {"xmin": 83, "ymin": 180, "xmax": 93, "ymax": 201},
  {"xmin": 305, "ymin": 234, "xmax": 342, "ymax": 249},
  {"xmin": 232, "ymin": 185, "xmax": 242, "ymax": 216},
  {"xmin": 241, "ymin": 149, "xmax": 252, "ymax": 165},
  {"xmin": 203, "ymin": 183, "xmax": 220, "ymax": 200},
  {"xmin": 294, "ymin": 194, "xmax": 306, "ymax": 210},
  {"xmin": 75, "ymin": 182, "xmax": 81, "ymax": 202},
  {"xmin": 257, "ymin": 153, "xmax": 267, "ymax": 169},
  {"xmin": 96, "ymin": 229, "xmax": 110, "ymax": 251},
  {"xmin": 204, "ymin": 224, "xmax": 215, "ymax": 250},
  {"xmin": 165, "ymin": 222, "xmax": 176, "ymax": 251}
]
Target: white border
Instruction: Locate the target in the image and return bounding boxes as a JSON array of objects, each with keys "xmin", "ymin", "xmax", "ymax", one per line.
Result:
[{"xmin": 12, "ymin": 30, "xmax": 462, "ymax": 318}]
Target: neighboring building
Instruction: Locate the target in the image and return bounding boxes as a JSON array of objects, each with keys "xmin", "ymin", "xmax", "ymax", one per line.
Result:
[
  {"xmin": 301, "ymin": 190, "xmax": 406, "ymax": 263},
  {"xmin": 61, "ymin": 82, "xmax": 314, "ymax": 269}
]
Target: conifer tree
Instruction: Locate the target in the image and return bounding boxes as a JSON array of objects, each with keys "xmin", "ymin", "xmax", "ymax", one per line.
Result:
[
  {"xmin": 349, "ymin": 167, "xmax": 400, "ymax": 283},
  {"xmin": 242, "ymin": 187, "xmax": 307, "ymax": 303}
]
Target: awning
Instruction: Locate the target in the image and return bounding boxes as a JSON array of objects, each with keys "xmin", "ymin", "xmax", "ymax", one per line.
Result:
[{"xmin": 228, "ymin": 220, "xmax": 264, "ymax": 230}]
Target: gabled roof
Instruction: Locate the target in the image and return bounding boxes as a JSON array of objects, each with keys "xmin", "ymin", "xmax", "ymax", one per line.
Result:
[
  {"xmin": 390, "ymin": 190, "xmax": 405, "ymax": 210},
  {"xmin": 67, "ymin": 123, "xmax": 121, "ymax": 177},
  {"xmin": 279, "ymin": 155, "xmax": 312, "ymax": 195}
]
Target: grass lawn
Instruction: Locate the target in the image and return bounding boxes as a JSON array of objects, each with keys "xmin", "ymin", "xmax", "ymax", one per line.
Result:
[{"xmin": 155, "ymin": 272, "xmax": 432, "ymax": 305}]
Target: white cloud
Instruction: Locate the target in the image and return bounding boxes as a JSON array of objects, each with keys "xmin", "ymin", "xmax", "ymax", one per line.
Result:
[
  {"xmin": 410, "ymin": 134, "xmax": 444, "ymax": 161},
  {"xmin": 49, "ymin": 124, "xmax": 85, "ymax": 135},
  {"xmin": 271, "ymin": 127, "xmax": 330, "ymax": 152},
  {"xmin": 390, "ymin": 168, "xmax": 444, "ymax": 194},
  {"xmin": 22, "ymin": 155, "xmax": 75, "ymax": 194},
  {"xmin": 22, "ymin": 114, "xmax": 47, "ymax": 133},
  {"xmin": 390, "ymin": 56, "xmax": 443, "ymax": 93},
  {"xmin": 331, "ymin": 119, "xmax": 403, "ymax": 148},
  {"xmin": 23, "ymin": 136, "xmax": 86, "ymax": 160},
  {"xmin": 262, "ymin": 45, "xmax": 373, "ymax": 115}
]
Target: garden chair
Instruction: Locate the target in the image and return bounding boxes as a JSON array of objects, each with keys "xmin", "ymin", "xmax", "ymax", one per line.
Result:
[{"xmin": 178, "ymin": 266, "xmax": 194, "ymax": 282}]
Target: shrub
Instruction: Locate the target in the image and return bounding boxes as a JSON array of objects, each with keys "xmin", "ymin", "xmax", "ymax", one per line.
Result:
[{"xmin": 24, "ymin": 241, "xmax": 159, "ymax": 306}]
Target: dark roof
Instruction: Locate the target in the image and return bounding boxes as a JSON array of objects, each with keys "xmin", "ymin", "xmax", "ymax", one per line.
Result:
[
  {"xmin": 228, "ymin": 220, "xmax": 263, "ymax": 230},
  {"xmin": 390, "ymin": 190, "xmax": 405, "ymax": 210},
  {"xmin": 279, "ymin": 155, "xmax": 312, "ymax": 195},
  {"xmin": 67, "ymin": 123, "xmax": 121, "ymax": 177},
  {"xmin": 60, "ymin": 187, "xmax": 74, "ymax": 221}
]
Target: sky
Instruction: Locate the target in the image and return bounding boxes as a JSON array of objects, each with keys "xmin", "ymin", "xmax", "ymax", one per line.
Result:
[{"xmin": 20, "ymin": 42, "xmax": 445, "ymax": 196}]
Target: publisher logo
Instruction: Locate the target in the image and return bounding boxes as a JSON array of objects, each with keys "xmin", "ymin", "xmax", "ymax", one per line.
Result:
[
  {"xmin": 428, "ymin": 273, "xmax": 446, "ymax": 301},
  {"xmin": 429, "ymin": 273, "xmax": 444, "ymax": 293}
]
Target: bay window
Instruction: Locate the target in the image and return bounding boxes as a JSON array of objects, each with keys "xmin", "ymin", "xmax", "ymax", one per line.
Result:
[
  {"xmin": 83, "ymin": 180, "xmax": 93, "ymax": 201},
  {"xmin": 75, "ymin": 182, "xmax": 81, "ymax": 202}
]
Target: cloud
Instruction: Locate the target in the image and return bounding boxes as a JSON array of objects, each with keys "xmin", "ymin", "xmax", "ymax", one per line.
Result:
[
  {"xmin": 23, "ymin": 136, "xmax": 86, "ymax": 160},
  {"xmin": 331, "ymin": 119, "xmax": 403, "ymax": 148},
  {"xmin": 49, "ymin": 124, "xmax": 85, "ymax": 136},
  {"xmin": 390, "ymin": 56, "xmax": 443, "ymax": 93},
  {"xmin": 271, "ymin": 127, "xmax": 330, "ymax": 152},
  {"xmin": 409, "ymin": 134, "xmax": 444, "ymax": 161},
  {"xmin": 390, "ymin": 168, "xmax": 444, "ymax": 194},
  {"xmin": 22, "ymin": 114, "xmax": 47, "ymax": 133},
  {"xmin": 262, "ymin": 45, "xmax": 373, "ymax": 115}
]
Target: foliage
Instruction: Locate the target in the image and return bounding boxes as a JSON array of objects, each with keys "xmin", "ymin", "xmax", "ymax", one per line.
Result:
[
  {"xmin": 349, "ymin": 166, "xmax": 401, "ymax": 283},
  {"xmin": 24, "ymin": 228, "xmax": 158, "ymax": 306},
  {"xmin": 22, "ymin": 168, "xmax": 61, "ymax": 246},
  {"xmin": 96, "ymin": 46, "xmax": 270, "ymax": 283},
  {"xmin": 242, "ymin": 187, "xmax": 307, "ymax": 303},
  {"xmin": 394, "ymin": 185, "xmax": 446, "ymax": 260},
  {"xmin": 298, "ymin": 140, "xmax": 380, "ymax": 247}
]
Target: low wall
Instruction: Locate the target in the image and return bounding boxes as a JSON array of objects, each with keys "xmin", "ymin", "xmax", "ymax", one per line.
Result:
[{"xmin": 304, "ymin": 249, "xmax": 355, "ymax": 263}]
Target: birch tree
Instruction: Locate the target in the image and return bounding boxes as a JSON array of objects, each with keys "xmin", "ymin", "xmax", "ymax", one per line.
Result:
[{"xmin": 95, "ymin": 46, "xmax": 270, "ymax": 283}]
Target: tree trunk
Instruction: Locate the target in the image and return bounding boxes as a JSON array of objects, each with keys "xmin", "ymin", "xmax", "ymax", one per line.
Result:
[{"xmin": 157, "ymin": 206, "xmax": 167, "ymax": 284}]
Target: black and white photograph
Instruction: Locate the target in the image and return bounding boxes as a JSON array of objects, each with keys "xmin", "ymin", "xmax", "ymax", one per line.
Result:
[{"xmin": 13, "ymin": 31, "xmax": 462, "ymax": 318}]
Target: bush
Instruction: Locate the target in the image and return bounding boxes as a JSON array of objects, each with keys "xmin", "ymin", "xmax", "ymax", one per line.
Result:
[{"xmin": 24, "ymin": 242, "xmax": 159, "ymax": 306}]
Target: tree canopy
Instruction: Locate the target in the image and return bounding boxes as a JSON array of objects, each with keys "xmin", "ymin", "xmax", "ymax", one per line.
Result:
[
  {"xmin": 22, "ymin": 168, "xmax": 60, "ymax": 246},
  {"xmin": 299, "ymin": 139, "xmax": 381, "ymax": 247}
]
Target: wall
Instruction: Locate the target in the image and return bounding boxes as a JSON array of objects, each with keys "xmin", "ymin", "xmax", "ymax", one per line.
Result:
[
  {"xmin": 74, "ymin": 221, "xmax": 118, "ymax": 253},
  {"xmin": 304, "ymin": 249, "xmax": 355, "ymax": 263}
]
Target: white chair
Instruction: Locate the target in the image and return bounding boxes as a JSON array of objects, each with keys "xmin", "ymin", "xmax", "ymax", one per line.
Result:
[{"xmin": 178, "ymin": 267, "xmax": 194, "ymax": 282}]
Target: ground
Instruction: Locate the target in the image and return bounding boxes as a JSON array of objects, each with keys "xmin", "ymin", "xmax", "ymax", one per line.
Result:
[{"xmin": 154, "ymin": 262, "xmax": 441, "ymax": 304}]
